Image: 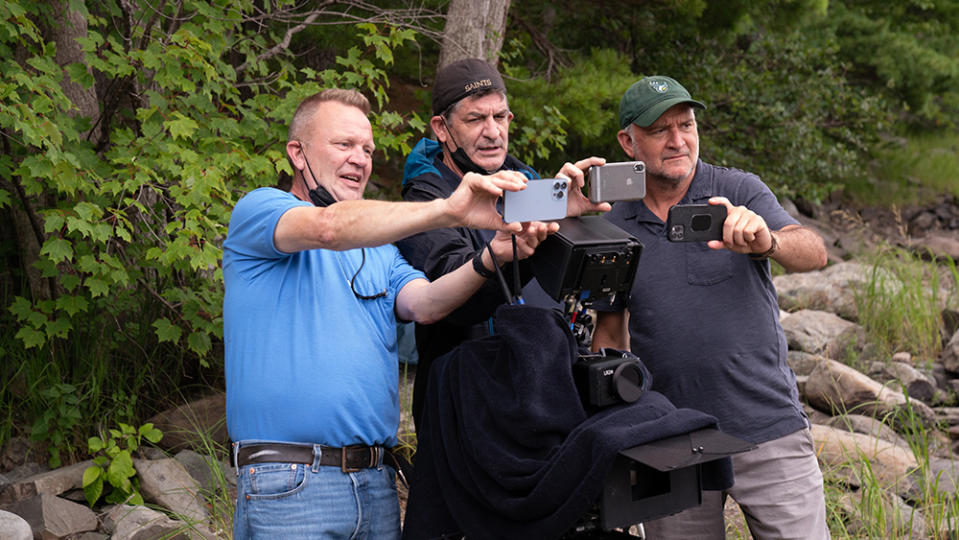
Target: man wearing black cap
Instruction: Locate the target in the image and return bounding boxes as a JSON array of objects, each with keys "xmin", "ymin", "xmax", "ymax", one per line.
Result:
[
  {"xmin": 591, "ymin": 76, "xmax": 829, "ymax": 539},
  {"xmin": 396, "ymin": 58, "xmax": 609, "ymax": 429}
]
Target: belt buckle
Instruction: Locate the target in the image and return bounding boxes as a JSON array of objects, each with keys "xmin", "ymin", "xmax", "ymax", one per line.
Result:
[{"xmin": 340, "ymin": 446, "xmax": 378, "ymax": 473}]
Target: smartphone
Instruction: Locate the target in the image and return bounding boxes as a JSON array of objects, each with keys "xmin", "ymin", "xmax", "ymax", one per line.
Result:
[
  {"xmin": 666, "ymin": 204, "xmax": 726, "ymax": 242},
  {"xmin": 588, "ymin": 161, "xmax": 646, "ymax": 203},
  {"xmin": 502, "ymin": 178, "xmax": 569, "ymax": 223}
]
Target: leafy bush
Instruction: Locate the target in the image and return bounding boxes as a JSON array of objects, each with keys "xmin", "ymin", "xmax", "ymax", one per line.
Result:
[
  {"xmin": 30, "ymin": 383, "xmax": 82, "ymax": 467},
  {"xmin": 1, "ymin": 2, "xmax": 420, "ymax": 365},
  {"xmin": 82, "ymin": 422, "xmax": 162, "ymax": 507}
]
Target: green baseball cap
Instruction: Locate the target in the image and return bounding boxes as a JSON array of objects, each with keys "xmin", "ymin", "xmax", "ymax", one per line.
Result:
[{"xmin": 618, "ymin": 76, "xmax": 706, "ymax": 128}]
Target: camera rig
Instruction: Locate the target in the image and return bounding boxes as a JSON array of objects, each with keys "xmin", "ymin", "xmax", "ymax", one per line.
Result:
[
  {"xmin": 515, "ymin": 216, "xmax": 754, "ymax": 536},
  {"xmin": 531, "ymin": 215, "xmax": 641, "ymax": 334}
]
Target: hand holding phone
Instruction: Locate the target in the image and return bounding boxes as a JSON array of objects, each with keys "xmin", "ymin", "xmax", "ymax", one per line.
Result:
[
  {"xmin": 502, "ymin": 178, "xmax": 569, "ymax": 223},
  {"xmin": 666, "ymin": 204, "xmax": 726, "ymax": 242},
  {"xmin": 587, "ymin": 161, "xmax": 646, "ymax": 203}
]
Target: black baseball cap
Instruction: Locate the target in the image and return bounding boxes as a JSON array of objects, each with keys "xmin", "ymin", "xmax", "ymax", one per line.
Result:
[{"xmin": 431, "ymin": 58, "xmax": 507, "ymax": 116}]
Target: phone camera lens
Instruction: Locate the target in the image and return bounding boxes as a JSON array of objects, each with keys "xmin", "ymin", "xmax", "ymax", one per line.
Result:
[
  {"xmin": 553, "ymin": 191, "xmax": 565, "ymax": 200},
  {"xmin": 633, "ymin": 163, "xmax": 645, "ymax": 173}
]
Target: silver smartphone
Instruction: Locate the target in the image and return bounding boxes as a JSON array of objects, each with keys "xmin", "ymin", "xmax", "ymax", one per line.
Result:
[
  {"xmin": 588, "ymin": 161, "xmax": 646, "ymax": 203},
  {"xmin": 502, "ymin": 178, "xmax": 569, "ymax": 223}
]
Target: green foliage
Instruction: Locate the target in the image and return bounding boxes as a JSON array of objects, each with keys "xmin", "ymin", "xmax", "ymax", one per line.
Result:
[
  {"xmin": 82, "ymin": 422, "xmax": 162, "ymax": 507},
  {"xmin": 503, "ymin": 47, "xmax": 638, "ymax": 171},
  {"xmin": 827, "ymin": 0, "xmax": 959, "ymax": 128},
  {"xmin": 2, "ymin": 1, "xmax": 419, "ymax": 366},
  {"xmin": 506, "ymin": 0, "xmax": 958, "ymax": 202},
  {"xmin": 29, "ymin": 383, "xmax": 82, "ymax": 467},
  {"xmin": 853, "ymin": 246, "xmax": 956, "ymax": 362},
  {"xmin": 1, "ymin": 0, "xmax": 424, "ymax": 463},
  {"xmin": 853, "ymin": 131, "xmax": 959, "ymax": 205}
]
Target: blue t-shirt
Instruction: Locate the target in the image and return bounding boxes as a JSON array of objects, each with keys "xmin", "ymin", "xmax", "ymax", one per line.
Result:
[
  {"xmin": 597, "ymin": 161, "xmax": 805, "ymax": 444},
  {"xmin": 222, "ymin": 188, "xmax": 426, "ymax": 447}
]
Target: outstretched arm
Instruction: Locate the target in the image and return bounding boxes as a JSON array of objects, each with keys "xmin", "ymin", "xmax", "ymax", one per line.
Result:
[
  {"xmin": 396, "ymin": 221, "xmax": 554, "ymax": 324},
  {"xmin": 273, "ymin": 171, "xmax": 526, "ymax": 253},
  {"xmin": 707, "ymin": 196, "xmax": 827, "ymax": 273}
]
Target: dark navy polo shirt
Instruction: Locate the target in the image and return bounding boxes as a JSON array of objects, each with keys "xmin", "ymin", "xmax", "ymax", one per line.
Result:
[{"xmin": 597, "ymin": 160, "xmax": 806, "ymax": 443}]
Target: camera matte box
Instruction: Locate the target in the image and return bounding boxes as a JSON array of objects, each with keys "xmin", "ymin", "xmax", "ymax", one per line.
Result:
[
  {"xmin": 599, "ymin": 428, "xmax": 756, "ymax": 529},
  {"xmin": 531, "ymin": 216, "xmax": 642, "ymax": 304}
]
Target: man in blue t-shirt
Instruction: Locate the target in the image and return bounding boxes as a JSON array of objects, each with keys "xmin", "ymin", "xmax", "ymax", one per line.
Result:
[
  {"xmin": 222, "ymin": 88, "xmax": 555, "ymax": 540},
  {"xmin": 591, "ymin": 76, "xmax": 830, "ymax": 539}
]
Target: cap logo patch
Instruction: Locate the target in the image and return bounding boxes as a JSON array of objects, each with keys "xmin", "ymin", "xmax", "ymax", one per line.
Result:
[
  {"xmin": 649, "ymin": 80, "xmax": 669, "ymax": 93},
  {"xmin": 464, "ymin": 79, "xmax": 493, "ymax": 92}
]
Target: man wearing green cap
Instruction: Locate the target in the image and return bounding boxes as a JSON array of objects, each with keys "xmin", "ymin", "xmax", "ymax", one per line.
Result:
[{"xmin": 592, "ymin": 76, "xmax": 829, "ymax": 539}]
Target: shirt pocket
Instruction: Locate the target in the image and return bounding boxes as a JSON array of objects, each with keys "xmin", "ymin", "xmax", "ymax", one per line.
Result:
[{"xmin": 685, "ymin": 243, "xmax": 734, "ymax": 286}]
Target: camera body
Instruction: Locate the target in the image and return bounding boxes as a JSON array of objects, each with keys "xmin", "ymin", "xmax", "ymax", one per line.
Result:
[
  {"xmin": 573, "ymin": 348, "xmax": 648, "ymax": 408},
  {"xmin": 666, "ymin": 204, "xmax": 727, "ymax": 242},
  {"xmin": 502, "ymin": 178, "xmax": 569, "ymax": 223},
  {"xmin": 588, "ymin": 161, "xmax": 646, "ymax": 203}
]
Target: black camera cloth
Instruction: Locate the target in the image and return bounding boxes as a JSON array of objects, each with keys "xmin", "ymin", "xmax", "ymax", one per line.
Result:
[{"xmin": 402, "ymin": 305, "xmax": 732, "ymax": 540}]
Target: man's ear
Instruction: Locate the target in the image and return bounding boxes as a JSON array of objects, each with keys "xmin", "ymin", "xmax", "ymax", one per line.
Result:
[
  {"xmin": 616, "ymin": 128, "xmax": 636, "ymax": 159},
  {"xmin": 286, "ymin": 140, "xmax": 305, "ymax": 171},
  {"xmin": 430, "ymin": 115, "xmax": 449, "ymax": 144}
]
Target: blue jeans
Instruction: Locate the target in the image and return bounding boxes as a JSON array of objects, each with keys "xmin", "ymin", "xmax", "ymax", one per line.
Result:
[{"xmin": 232, "ymin": 443, "xmax": 401, "ymax": 540}]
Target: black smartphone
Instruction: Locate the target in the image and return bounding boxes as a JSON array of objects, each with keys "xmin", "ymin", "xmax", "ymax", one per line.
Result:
[{"xmin": 666, "ymin": 204, "xmax": 726, "ymax": 242}]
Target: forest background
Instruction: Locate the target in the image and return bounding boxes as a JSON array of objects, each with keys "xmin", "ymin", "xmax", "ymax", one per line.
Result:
[{"xmin": 1, "ymin": 0, "xmax": 959, "ymax": 471}]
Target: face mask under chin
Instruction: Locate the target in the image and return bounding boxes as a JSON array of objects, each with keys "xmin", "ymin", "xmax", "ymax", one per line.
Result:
[
  {"xmin": 449, "ymin": 146, "xmax": 500, "ymax": 175},
  {"xmin": 307, "ymin": 184, "xmax": 337, "ymax": 207}
]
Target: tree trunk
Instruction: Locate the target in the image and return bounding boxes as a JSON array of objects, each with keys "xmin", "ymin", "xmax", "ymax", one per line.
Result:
[
  {"xmin": 438, "ymin": 0, "xmax": 511, "ymax": 69},
  {"xmin": 10, "ymin": 1, "xmax": 102, "ymax": 303}
]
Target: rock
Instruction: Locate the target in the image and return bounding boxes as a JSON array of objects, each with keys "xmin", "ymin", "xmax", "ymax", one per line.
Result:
[
  {"xmin": 0, "ymin": 509, "xmax": 32, "ymax": 540},
  {"xmin": 774, "ymin": 262, "xmax": 876, "ymax": 321},
  {"xmin": 805, "ymin": 359, "xmax": 936, "ymax": 427},
  {"xmin": 825, "ymin": 413, "xmax": 910, "ymax": 449},
  {"xmin": 133, "ymin": 458, "xmax": 208, "ymax": 524},
  {"xmin": 5, "ymin": 494, "xmax": 98, "ymax": 539},
  {"xmin": 811, "ymin": 424, "xmax": 919, "ymax": 498},
  {"xmin": 942, "ymin": 329, "xmax": 959, "ymax": 374},
  {"xmin": 0, "ymin": 460, "xmax": 92, "ymax": 504},
  {"xmin": 891, "ymin": 351, "xmax": 913, "ymax": 365},
  {"xmin": 833, "ymin": 489, "xmax": 925, "ymax": 539},
  {"xmin": 787, "ymin": 350, "xmax": 824, "ymax": 377},
  {"xmin": 883, "ymin": 361, "xmax": 938, "ymax": 403},
  {"xmin": 174, "ymin": 449, "xmax": 232, "ymax": 494},
  {"xmin": 907, "ymin": 233, "xmax": 959, "ymax": 262},
  {"xmin": 102, "ymin": 504, "xmax": 199, "ymax": 540},
  {"xmin": 780, "ymin": 309, "xmax": 862, "ymax": 356},
  {"xmin": 147, "ymin": 393, "xmax": 228, "ymax": 453},
  {"xmin": 935, "ymin": 407, "xmax": 959, "ymax": 426}
]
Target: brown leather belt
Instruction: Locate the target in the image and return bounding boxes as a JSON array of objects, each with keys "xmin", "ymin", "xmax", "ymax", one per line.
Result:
[{"xmin": 236, "ymin": 443, "xmax": 387, "ymax": 473}]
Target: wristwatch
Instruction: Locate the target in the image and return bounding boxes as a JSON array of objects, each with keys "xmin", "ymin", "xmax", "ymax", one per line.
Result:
[
  {"xmin": 471, "ymin": 245, "xmax": 496, "ymax": 278},
  {"xmin": 749, "ymin": 233, "xmax": 779, "ymax": 261}
]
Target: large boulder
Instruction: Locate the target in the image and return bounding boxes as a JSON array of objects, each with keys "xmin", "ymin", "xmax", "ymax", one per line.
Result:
[
  {"xmin": 774, "ymin": 261, "xmax": 879, "ymax": 321},
  {"xmin": 805, "ymin": 359, "xmax": 936, "ymax": 427},
  {"xmin": 780, "ymin": 309, "xmax": 863, "ymax": 357},
  {"xmin": 811, "ymin": 424, "xmax": 919, "ymax": 498}
]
